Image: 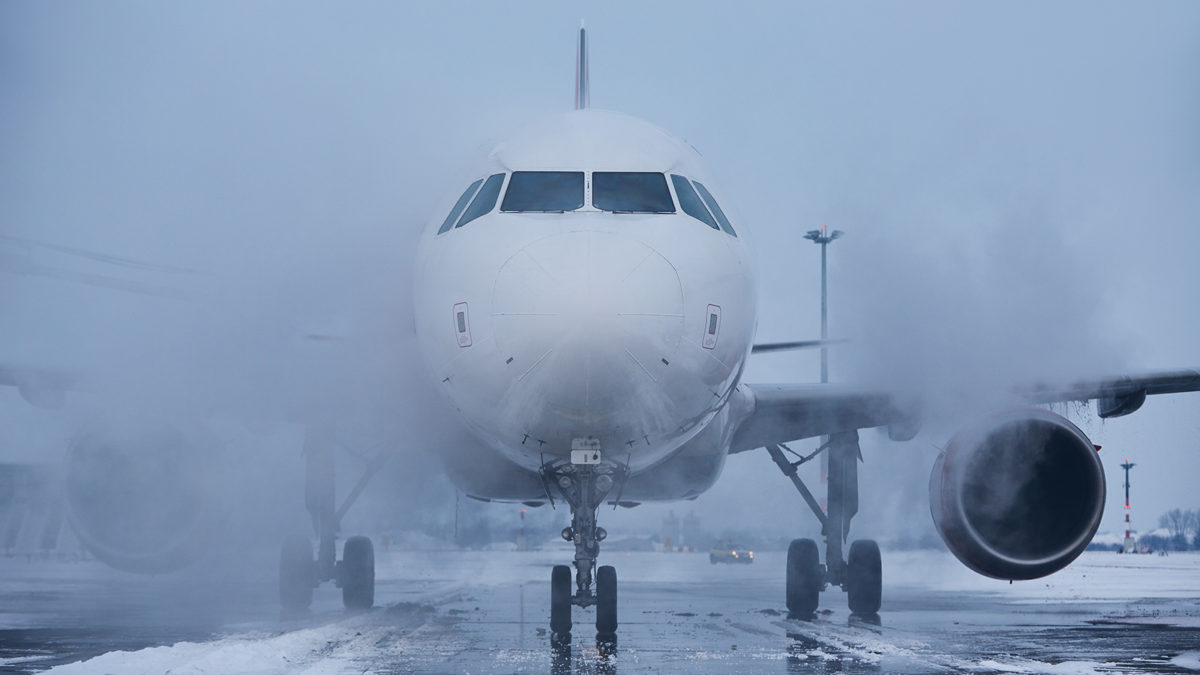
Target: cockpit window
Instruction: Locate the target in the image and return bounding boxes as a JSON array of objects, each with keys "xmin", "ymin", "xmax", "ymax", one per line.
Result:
[
  {"xmin": 670, "ymin": 174, "xmax": 719, "ymax": 230},
  {"xmin": 438, "ymin": 179, "xmax": 483, "ymax": 234},
  {"xmin": 692, "ymin": 181, "xmax": 737, "ymax": 237},
  {"xmin": 592, "ymin": 172, "xmax": 675, "ymax": 213},
  {"xmin": 456, "ymin": 173, "xmax": 505, "ymax": 228},
  {"xmin": 501, "ymin": 171, "xmax": 585, "ymax": 212}
]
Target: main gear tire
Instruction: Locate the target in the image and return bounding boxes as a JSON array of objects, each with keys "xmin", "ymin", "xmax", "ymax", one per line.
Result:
[
  {"xmin": 280, "ymin": 535, "xmax": 315, "ymax": 611},
  {"xmin": 340, "ymin": 535, "xmax": 375, "ymax": 610},
  {"xmin": 786, "ymin": 538, "xmax": 821, "ymax": 617},
  {"xmin": 846, "ymin": 539, "xmax": 882, "ymax": 615}
]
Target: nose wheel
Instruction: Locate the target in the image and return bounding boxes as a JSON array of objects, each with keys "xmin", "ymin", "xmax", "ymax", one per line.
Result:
[
  {"xmin": 595, "ymin": 564, "xmax": 618, "ymax": 635},
  {"xmin": 541, "ymin": 452, "xmax": 626, "ymax": 647},
  {"xmin": 550, "ymin": 564, "xmax": 572, "ymax": 638},
  {"xmin": 549, "ymin": 563, "xmax": 619, "ymax": 645}
]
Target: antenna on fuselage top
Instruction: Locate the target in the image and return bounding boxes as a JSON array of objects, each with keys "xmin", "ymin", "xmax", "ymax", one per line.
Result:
[{"xmin": 575, "ymin": 22, "xmax": 589, "ymax": 109}]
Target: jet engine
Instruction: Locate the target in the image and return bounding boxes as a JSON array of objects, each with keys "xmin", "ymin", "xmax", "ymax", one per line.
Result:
[
  {"xmin": 929, "ymin": 408, "xmax": 1105, "ymax": 580},
  {"xmin": 64, "ymin": 425, "xmax": 220, "ymax": 574}
]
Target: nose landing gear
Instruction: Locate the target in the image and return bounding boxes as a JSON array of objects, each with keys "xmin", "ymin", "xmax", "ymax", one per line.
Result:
[{"xmin": 541, "ymin": 450, "xmax": 626, "ymax": 648}]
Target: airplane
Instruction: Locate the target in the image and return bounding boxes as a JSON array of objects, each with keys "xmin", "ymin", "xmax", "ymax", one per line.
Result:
[
  {"xmin": 407, "ymin": 26, "xmax": 1200, "ymax": 643},
  {"xmin": 4, "ymin": 25, "xmax": 1200, "ymax": 650}
]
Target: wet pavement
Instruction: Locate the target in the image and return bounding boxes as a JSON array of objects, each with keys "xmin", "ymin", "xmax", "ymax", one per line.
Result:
[{"xmin": 1, "ymin": 547, "xmax": 1198, "ymax": 673}]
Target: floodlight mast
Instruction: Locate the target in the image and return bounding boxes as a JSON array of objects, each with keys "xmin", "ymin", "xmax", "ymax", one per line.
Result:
[{"xmin": 803, "ymin": 226, "xmax": 844, "ymax": 383}]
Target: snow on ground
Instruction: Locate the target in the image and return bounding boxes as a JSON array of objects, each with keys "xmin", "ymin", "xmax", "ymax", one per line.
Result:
[
  {"xmin": 974, "ymin": 658, "xmax": 1120, "ymax": 674},
  {"xmin": 42, "ymin": 606, "xmax": 432, "ymax": 675},
  {"xmin": 889, "ymin": 549, "xmax": 1200, "ymax": 607},
  {"xmin": 1171, "ymin": 651, "xmax": 1200, "ymax": 671},
  {"xmin": 27, "ymin": 548, "xmax": 1200, "ymax": 674}
]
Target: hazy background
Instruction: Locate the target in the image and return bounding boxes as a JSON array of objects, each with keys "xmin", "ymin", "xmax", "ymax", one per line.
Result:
[{"xmin": 2, "ymin": 2, "xmax": 1198, "ymax": 558}]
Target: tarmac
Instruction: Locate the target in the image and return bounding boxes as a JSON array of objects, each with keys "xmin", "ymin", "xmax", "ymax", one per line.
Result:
[{"xmin": 1, "ymin": 545, "xmax": 1198, "ymax": 673}]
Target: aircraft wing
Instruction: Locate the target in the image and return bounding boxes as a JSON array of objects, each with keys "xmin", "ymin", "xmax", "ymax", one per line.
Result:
[
  {"xmin": 0, "ymin": 363, "xmax": 79, "ymax": 409},
  {"xmin": 729, "ymin": 384, "xmax": 914, "ymax": 453},
  {"xmin": 750, "ymin": 339, "xmax": 844, "ymax": 354},
  {"xmin": 729, "ymin": 368, "xmax": 1200, "ymax": 454},
  {"xmin": 1016, "ymin": 369, "xmax": 1200, "ymax": 417}
]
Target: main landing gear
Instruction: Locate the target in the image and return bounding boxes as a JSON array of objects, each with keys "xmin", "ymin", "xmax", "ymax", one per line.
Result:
[
  {"xmin": 541, "ymin": 447, "xmax": 627, "ymax": 650},
  {"xmin": 767, "ymin": 430, "xmax": 882, "ymax": 618},
  {"xmin": 280, "ymin": 428, "xmax": 387, "ymax": 612}
]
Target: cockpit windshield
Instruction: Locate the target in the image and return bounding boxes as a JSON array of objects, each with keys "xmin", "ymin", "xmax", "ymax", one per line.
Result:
[
  {"xmin": 670, "ymin": 174, "xmax": 719, "ymax": 231},
  {"xmin": 456, "ymin": 173, "xmax": 505, "ymax": 229},
  {"xmin": 692, "ymin": 181, "xmax": 737, "ymax": 237},
  {"xmin": 691, "ymin": 181, "xmax": 734, "ymax": 236},
  {"xmin": 592, "ymin": 172, "xmax": 675, "ymax": 213},
  {"xmin": 501, "ymin": 171, "xmax": 585, "ymax": 212},
  {"xmin": 438, "ymin": 178, "xmax": 483, "ymax": 234}
]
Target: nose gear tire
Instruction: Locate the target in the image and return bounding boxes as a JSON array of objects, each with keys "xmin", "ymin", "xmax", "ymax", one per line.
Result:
[
  {"xmin": 551, "ymin": 564, "xmax": 573, "ymax": 636},
  {"xmin": 596, "ymin": 565, "xmax": 618, "ymax": 633}
]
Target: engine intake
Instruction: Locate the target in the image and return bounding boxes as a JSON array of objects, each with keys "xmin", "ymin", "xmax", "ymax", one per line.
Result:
[
  {"xmin": 65, "ymin": 425, "xmax": 218, "ymax": 574},
  {"xmin": 929, "ymin": 408, "xmax": 1105, "ymax": 580}
]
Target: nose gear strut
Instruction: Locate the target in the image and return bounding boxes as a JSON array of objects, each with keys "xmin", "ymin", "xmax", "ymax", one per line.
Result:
[{"xmin": 540, "ymin": 447, "xmax": 628, "ymax": 645}]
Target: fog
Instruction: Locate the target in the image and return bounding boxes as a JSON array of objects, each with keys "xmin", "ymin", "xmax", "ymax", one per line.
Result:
[{"xmin": 2, "ymin": 1, "xmax": 1198, "ymax": 585}]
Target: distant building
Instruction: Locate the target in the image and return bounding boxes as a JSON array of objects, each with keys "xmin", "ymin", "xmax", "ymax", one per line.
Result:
[
  {"xmin": 682, "ymin": 511, "xmax": 703, "ymax": 548},
  {"xmin": 0, "ymin": 463, "xmax": 79, "ymax": 558},
  {"xmin": 662, "ymin": 510, "xmax": 680, "ymax": 549}
]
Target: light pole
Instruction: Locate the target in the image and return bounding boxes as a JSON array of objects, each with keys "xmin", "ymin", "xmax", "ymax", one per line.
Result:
[
  {"xmin": 804, "ymin": 225, "xmax": 844, "ymax": 383},
  {"xmin": 1120, "ymin": 459, "xmax": 1136, "ymax": 553}
]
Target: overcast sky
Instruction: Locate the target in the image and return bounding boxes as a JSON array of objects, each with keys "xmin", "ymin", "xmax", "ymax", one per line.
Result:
[{"xmin": 2, "ymin": 2, "xmax": 1198, "ymax": 548}]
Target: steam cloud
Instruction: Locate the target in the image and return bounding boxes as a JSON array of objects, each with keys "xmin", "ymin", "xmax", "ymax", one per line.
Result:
[{"xmin": 1, "ymin": 3, "xmax": 1197, "ymax": 596}]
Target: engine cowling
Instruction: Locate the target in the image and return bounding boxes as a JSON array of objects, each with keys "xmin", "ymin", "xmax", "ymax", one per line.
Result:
[
  {"xmin": 64, "ymin": 425, "xmax": 220, "ymax": 574},
  {"xmin": 929, "ymin": 408, "xmax": 1105, "ymax": 580}
]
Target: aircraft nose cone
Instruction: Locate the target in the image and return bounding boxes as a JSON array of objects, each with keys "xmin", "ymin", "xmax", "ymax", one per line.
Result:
[{"xmin": 491, "ymin": 230, "xmax": 684, "ymax": 429}]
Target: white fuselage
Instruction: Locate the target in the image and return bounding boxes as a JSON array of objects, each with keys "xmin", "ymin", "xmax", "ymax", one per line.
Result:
[{"xmin": 414, "ymin": 110, "xmax": 757, "ymax": 477}]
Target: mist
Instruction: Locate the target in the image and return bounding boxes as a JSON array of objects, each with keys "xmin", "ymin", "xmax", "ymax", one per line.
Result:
[{"xmin": 2, "ymin": 0, "xmax": 1198, "ymax": 605}]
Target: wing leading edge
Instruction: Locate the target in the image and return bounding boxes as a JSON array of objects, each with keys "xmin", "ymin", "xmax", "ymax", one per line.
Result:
[
  {"xmin": 729, "ymin": 383, "xmax": 915, "ymax": 454},
  {"xmin": 730, "ymin": 368, "xmax": 1200, "ymax": 454}
]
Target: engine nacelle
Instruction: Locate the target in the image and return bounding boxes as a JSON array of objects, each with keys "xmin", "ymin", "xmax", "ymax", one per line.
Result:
[
  {"xmin": 64, "ymin": 425, "xmax": 219, "ymax": 574},
  {"xmin": 929, "ymin": 408, "xmax": 1105, "ymax": 580}
]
